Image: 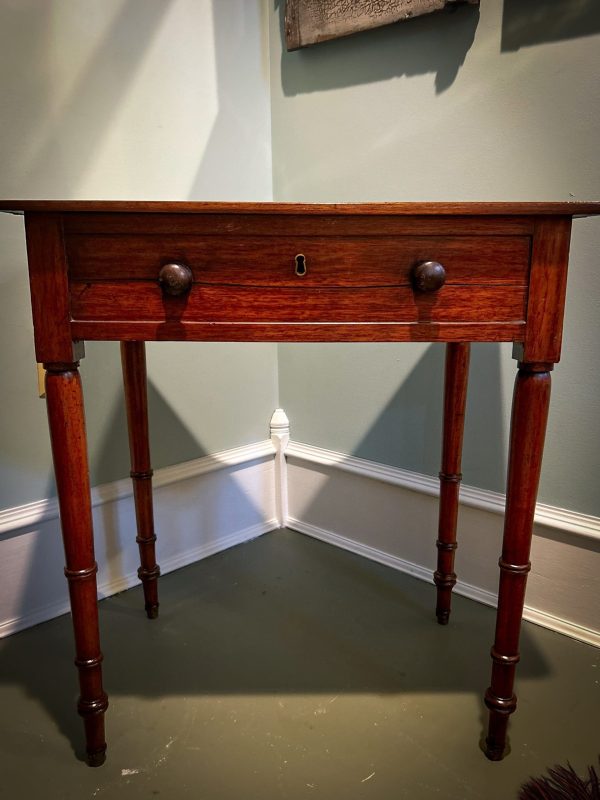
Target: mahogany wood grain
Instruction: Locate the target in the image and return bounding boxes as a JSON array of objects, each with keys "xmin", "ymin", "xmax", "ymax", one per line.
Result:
[
  {"xmin": 520, "ymin": 217, "xmax": 572, "ymax": 364},
  {"xmin": 434, "ymin": 342, "xmax": 470, "ymax": 625},
  {"xmin": 71, "ymin": 319, "xmax": 526, "ymax": 344},
  {"xmin": 44, "ymin": 364, "xmax": 108, "ymax": 767},
  {"xmin": 63, "ymin": 213, "xmax": 535, "ymax": 239},
  {"xmin": 120, "ymin": 342, "xmax": 160, "ymax": 619},
  {"xmin": 24, "ymin": 213, "xmax": 81, "ymax": 363},
  {"xmin": 2, "ymin": 200, "xmax": 599, "ymax": 215},
  {"xmin": 65, "ymin": 234, "xmax": 531, "ymax": 286},
  {"xmin": 70, "ymin": 282, "xmax": 527, "ymax": 325},
  {"xmin": 484, "ymin": 363, "xmax": 552, "ymax": 761}
]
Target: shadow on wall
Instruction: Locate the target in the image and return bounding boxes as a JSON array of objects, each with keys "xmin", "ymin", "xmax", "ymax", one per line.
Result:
[
  {"xmin": 502, "ymin": 0, "xmax": 600, "ymax": 51},
  {"xmin": 0, "ymin": 0, "xmax": 174, "ymax": 197},
  {"xmin": 90, "ymin": 377, "xmax": 218, "ymax": 586},
  {"xmin": 22, "ymin": 366, "xmax": 271, "ymax": 603},
  {"xmin": 91, "ymin": 380, "xmax": 212, "ymax": 490},
  {"xmin": 275, "ymin": 0, "xmax": 480, "ymax": 95},
  {"xmin": 7, "ymin": 375, "xmax": 211, "ymax": 619},
  {"xmin": 350, "ymin": 343, "xmax": 508, "ymax": 492},
  {"xmin": 281, "ymin": 342, "xmax": 508, "ymax": 492},
  {"xmin": 187, "ymin": 0, "xmax": 271, "ymax": 199},
  {"xmin": 41, "ymin": 368, "xmax": 212, "ymax": 497}
]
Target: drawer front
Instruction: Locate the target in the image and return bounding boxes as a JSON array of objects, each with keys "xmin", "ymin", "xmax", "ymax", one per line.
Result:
[
  {"xmin": 67, "ymin": 232, "xmax": 530, "ymax": 328},
  {"xmin": 66, "ymin": 234, "xmax": 530, "ymax": 288}
]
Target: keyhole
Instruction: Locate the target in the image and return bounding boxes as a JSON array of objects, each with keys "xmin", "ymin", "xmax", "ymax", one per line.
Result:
[{"xmin": 295, "ymin": 254, "xmax": 307, "ymax": 276}]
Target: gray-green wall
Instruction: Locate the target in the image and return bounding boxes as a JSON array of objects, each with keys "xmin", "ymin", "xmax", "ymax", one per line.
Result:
[
  {"xmin": 270, "ymin": 0, "xmax": 600, "ymax": 516},
  {"xmin": 2, "ymin": 0, "xmax": 600, "ymax": 521},
  {"xmin": 0, "ymin": 0, "xmax": 276, "ymax": 510}
]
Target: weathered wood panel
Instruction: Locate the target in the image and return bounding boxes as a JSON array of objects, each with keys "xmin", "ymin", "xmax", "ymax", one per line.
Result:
[{"xmin": 286, "ymin": 0, "xmax": 480, "ymax": 50}]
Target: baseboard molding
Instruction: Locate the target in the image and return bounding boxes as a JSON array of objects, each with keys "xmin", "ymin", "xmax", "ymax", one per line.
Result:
[
  {"xmin": 285, "ymin": 440, "xmax": 600, "ymax": 647},
  {"xmin": 286, "ymin": 441, "xmax": 600, "ymax": 543},
  {"xmin": 0, "ymin": 441, "xmax": 278, "ymax": 638},
  {"xmin": 2, "ymin": 428, "xmax": 598, "ymax": 646},
  {"xmin": 0, "ymin": 439, "xmax": 275, "ymax": 537},
  {"xmin": 0, "ymin": 519, "xmax": 276, "ymax": 639},
  {"xmin": 288, "ymin": 517, "xmax": 600, "ymax": 648}
]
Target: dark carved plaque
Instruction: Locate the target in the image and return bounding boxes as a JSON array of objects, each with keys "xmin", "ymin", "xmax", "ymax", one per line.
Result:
[{"xmin": 286, "ymin": 0, "xmax": 480, "ymax": 50}]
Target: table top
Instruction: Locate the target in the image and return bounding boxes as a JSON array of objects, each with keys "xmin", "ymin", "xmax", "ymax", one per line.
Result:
[{"xmin": 1, "ymin": 200, "xmax": 600, "ymax": 217}]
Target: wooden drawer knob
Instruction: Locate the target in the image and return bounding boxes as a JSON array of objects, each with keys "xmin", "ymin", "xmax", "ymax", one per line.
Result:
[
  {"xmin": 158, "ymin": 263, "xmax": 193, "ymax": 296},
  {"xmin": 412, "ymin": 261, "xmax": 446, "ymax": 292}
]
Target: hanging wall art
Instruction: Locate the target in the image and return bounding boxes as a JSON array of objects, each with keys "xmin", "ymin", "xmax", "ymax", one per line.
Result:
[{"xmin": 285, "ymin": 0, "xmax": 480, "ymax": 50}]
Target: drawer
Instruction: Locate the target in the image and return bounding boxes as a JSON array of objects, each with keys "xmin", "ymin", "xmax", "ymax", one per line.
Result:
[{"xmin": 66, "ymin": 234, "xmax": 531, "ymax": 287}]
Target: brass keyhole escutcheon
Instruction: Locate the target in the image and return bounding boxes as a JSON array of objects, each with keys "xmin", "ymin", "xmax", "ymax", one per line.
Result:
[{"xmin": 295, "ymin": 254, "xmax": 307, "ymax": 276}]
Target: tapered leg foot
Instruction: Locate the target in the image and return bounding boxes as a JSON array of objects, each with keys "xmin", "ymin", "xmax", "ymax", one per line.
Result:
[
  {"xmin": 86, "ymin": 750, "xmax": 107, "ymax": 768},
  {"xmin": 84, "ymin": 708, "xmax": 108, "ymax": 767},
  {"xmin": 483, "ymin": 686, "xmax": 515, "ymax": 760},
  {"xmin": 141, "ymin": 570, "xmax": 160, "ymax": 619},
  {"xmin": 45, "ymin": 364, "xmax": 109, "ymax": 765},
  {"xmin": 484, "ymin": 363, "xmax": 552, "ymax": 759},
  {"xmin": 436, "ymin": 608, "xmax": 450, "ymax": 626}
]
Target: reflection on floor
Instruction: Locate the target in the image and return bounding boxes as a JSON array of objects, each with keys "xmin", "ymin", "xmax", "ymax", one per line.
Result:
[{"xmin": 0, "ymin": 529, "xmax": 597, "ymax": 799}]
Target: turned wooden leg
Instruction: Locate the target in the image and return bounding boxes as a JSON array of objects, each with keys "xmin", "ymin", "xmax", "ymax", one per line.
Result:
[
  {"xmin": 484, "ymin": 362, "xmax": 552, "ymax": 760},
  {"xmin": 434, "ymin": 342, "xmax": 470, "ymax": 625},
  {"xmin": 120, "ymin": 341, "xmax": 160, "ymax": 618},
  {"xmin": 45, "ymin": 363, "xmax": 108, "ymax": 767}
]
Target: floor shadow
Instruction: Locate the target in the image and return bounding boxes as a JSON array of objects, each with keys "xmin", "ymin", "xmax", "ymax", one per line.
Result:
[
  {"xmin": 0, "ymin": 530, "xmax": 551, "ymax": 763},
  {"xmin": 502, "ymin": 0, "xmax": 600, "ymax": 51},
  {"xmin": 1, "ymin": 372, "xmax": 271, "ymax": 760},
  {"xmin": 275, "ymin": 0, "xmax": 480, "ymax": 96},
  {"xmin": 276, "ymin": 341, "xmax": 549, "ymax": 750}
]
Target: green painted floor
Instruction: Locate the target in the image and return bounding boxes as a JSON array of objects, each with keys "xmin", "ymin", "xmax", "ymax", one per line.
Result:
[{"xmin": 0, "ymin": 529, "xmax": 598, "ymax": 799}]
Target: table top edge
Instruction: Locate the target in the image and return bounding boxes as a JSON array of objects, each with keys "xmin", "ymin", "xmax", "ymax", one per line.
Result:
[{"xmin": 1, "ymin": 200, "xmax": 600, "ymax": 217}]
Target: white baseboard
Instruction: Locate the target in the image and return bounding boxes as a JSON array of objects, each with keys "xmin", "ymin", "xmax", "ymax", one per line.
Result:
[
  {"xmin": 0, "ymin": 439, "xmax": 275, "ymax": 536},
  {"xmin": 288, "ymin": 517, "xmax": 600, "ymax": 648},
  {"xmin": 285, "ymin": 441, "xmax": 600, "ymax": 648},
  {"xmin": 0, "ymin": 441, "xmax": 278, "ymax": 638},
  {"xmin": 286, "ymin": 441, "xmax": 600, "ymax": 543},
  {"xmin": 0, "ymin": 519, "xmax": 276, "ymax": 639}
]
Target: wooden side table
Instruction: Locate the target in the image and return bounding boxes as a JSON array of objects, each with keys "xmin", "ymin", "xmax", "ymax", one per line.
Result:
[{"xmin": 2, "ymin": 200, "xmax": 598, "ymax": 767}]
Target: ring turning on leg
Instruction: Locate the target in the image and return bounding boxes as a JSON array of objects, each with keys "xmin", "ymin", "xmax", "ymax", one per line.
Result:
[{"xmin": 434, "ymin": 343, "xmax": 470, "ymax": 624}]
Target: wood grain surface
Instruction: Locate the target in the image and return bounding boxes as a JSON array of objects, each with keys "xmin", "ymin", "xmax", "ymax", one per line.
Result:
[
  {"xmin": 66, "ymin": 234, "xmax": 530, "ymax": 286},
  {"xmin": 24, "ymin": 213, "xmax": 75, "ymax": 363},
  {"xmin": 70, "ymin": 320, "xmax": 525, "ymax": 344},
  {"xmin": 1, "ymin": 200, "xmax": 599, "ymax": 216},
  {"xmin": 70, "ymin": 282, "xmax": 527, "ymax": 325},
  {"xmin": 521, "ymin": 217, "xmax": 572, "ymax": 363}
]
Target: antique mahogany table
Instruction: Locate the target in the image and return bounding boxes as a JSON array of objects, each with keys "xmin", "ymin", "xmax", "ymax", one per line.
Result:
[{"xmin": 2, "ymin": 200, "xmax": 599, "ymax": 767}]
